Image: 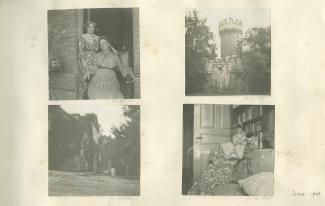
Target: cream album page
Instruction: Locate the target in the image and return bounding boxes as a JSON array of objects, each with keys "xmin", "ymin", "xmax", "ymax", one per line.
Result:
[{"xmin": 1, "ymin": 0, "xmax": 325, "ymax": 206}]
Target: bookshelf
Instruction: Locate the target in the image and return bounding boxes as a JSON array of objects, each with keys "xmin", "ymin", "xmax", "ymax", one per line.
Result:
[{"xmin": 231, "ymin": 105, "xmax": 275, "ymax": 149}]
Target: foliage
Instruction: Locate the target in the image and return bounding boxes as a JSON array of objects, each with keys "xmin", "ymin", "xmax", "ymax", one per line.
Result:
[
  {"xmin": 110, "ymin": 105, "xmax": 140, "ymax": 176},
  {"xmin": 48, "ymin": 106, "xmax": 97, "ymax": 171},
  {"xmin": 185, "ymin": 10, "xmax": 215, "ymax": 94},
  {"xmin": 237, "ymin": 27, "xmax": 271, "ymax": 94}
]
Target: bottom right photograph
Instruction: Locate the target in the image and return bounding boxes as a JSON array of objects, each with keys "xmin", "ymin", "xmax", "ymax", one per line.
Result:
[{"xmin": 182, "ymin": 104, "xmax": 275, "ymax": 196}]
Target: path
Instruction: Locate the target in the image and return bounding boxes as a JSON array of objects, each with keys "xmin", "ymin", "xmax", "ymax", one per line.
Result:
[{"xmin": 49, "ymin": 170, "xmax": 140, "ymax": 196}]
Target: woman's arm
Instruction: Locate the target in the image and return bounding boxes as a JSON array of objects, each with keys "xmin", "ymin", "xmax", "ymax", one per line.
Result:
[
  {"xmin": 88, "ymin": 65, "xmax": 98, "ymax": 75},
  {"xmin": 94, "ymin": 35, "xmax": 100, "ymax": 52},
  {"xmin": 88, "ymin": 53, "xmax": 99, "ymax": 75},
  {"xmin": 116, "ymin": 54, "xmax": 135, "ymax": 80}
]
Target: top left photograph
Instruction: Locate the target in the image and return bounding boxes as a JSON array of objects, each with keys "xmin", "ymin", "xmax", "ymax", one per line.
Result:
[{"xmin": 48, "ymin": 8, "xmax": 140, "ymax": 100}]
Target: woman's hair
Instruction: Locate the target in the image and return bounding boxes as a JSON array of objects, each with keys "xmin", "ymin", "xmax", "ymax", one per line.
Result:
[
  {"xmin": 237, "ymin": 123, "xmax": 244, "ymax": 130},
  {"xmin": 83, "ymin": 21, "xmax": 97, "ymax": 32},
  {"xmin": 98, "ymin": 36, "xmax": 110, "ymax": 44},
  {"xmin": 98, "ymin": 36, "xmax": 118, "ymax": 54},
  {"xmin": 233, "ymin": 124, "xmax": 245, "ymax": 135}
]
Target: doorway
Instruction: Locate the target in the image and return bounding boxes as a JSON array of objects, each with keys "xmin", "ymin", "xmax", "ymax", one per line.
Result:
[
  {"xmin": 182, "ymin": 104, "xmax": 232, "ymax": 194},
  {"xmin": 182, "ymin": 104, "xmax": 194, "ymax": 194},
  {"xmin": 84, "ymin": 8, "xmax": 134, "ymax": 69}
]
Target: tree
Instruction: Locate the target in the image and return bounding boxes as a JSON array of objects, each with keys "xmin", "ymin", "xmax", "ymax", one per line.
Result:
[
  {"xmin": 237, "ymin": 27, "xmax": 271, "ymax": 94},
  {"xmin": 110, "ymin": 105, "xmax": 140, "ymax": 176},
  {"xmin": 185, "ymin": 10, "xmax": 215, "ymax": 94}
]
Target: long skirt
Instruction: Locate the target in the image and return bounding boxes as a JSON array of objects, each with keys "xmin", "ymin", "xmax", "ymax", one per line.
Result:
[{"xmin": 88, "ymin": 69, "xmax": 124, "ymax": 99}]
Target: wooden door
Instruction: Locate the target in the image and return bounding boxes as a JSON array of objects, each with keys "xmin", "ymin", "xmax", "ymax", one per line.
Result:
[
  {"xmin": 193, "ymin": 104, "xmax": 232, "ymax": 179},
  {"xmin": 48, "ymin": 9, "xmax": 82, "ymax": 100}
]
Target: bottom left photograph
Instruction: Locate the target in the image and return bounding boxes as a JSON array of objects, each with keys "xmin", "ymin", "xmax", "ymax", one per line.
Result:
[{"xmin": 48, "ymin": 104, "xmax": 140, "ymax": 196}]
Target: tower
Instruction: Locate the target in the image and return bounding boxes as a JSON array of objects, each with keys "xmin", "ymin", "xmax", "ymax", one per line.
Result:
[{"xmin": 219, "ymin": 18, "xmax": 242, "ymax": 58}]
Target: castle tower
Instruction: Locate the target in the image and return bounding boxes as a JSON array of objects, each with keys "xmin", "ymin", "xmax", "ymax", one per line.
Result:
[{"xmin": 219, "ymin": 18, "xmax": 242, "ymax": 58}]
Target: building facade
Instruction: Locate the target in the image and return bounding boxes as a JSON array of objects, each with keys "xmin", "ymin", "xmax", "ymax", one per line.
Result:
[{"xmin": 48, "ymin": 105, "xmax": 100, "ymax": 171}]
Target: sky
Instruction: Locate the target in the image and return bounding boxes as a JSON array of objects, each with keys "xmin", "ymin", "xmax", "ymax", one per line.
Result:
[
  {"xmin": 61, "ymin": 104, "xmax": 127, "ymax": 136},
  {"xmin": 188, "ymin": 8, "xmax": 271, "ymax": 57}
]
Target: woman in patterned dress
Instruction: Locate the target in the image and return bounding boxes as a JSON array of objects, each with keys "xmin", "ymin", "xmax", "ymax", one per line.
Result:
[
  {"xmin": 187, "ymin": 126, "xmax": 247, "ymax": 195},
  {"xmin": 78, "ymin": 21, "xmax": 100, "ymax": 99},
  {"xmin": 87, "ymin": 37, "xmax": 134, "ymax": 99}
]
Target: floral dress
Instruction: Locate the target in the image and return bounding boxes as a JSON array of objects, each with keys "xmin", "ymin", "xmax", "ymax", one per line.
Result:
[
  {"xmin": 87, "ymin": 51, "xmax": 132, "ymax": 99},
  {"xmin": 78, "ymin": 33, "xmax": 100, "ymax": 99},
  {"xmin": 187, "ymin": 145, "xmax": 236, "ymax": 195},
  {"xmin": 187, "ymin": 129, "xmax": 248, "ymax": 195}
]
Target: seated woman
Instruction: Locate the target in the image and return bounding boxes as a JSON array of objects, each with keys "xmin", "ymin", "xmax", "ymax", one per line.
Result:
[
  {"xmin": 188, "ymin": 126, "xmax": 247, "ymax": 195},
  {"xmin": 86, "ymin": 37, "xmax": 134, "ymax": 99}
]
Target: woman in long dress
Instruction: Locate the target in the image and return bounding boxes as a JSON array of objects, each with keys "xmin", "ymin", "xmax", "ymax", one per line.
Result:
[
  {"xmin": 187, "ymin": 126, "xmax": 247, "ymax": 195},
  {"xmin": 87, "ymin": 38, "xmax": 134, "ymax": 99},
  {"xmin": 78, "ymin": 21, "xmax": 100, "ymax": 99}
]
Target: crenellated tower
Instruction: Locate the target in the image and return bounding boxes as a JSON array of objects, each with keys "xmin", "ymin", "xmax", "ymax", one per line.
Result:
[{"xmin": 219, "ymin": 18, "xmax": 242, "ymax": 58}]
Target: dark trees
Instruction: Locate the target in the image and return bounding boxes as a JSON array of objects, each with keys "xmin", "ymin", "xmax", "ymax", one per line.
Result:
[
  {"xmin": 185, "ymin": 10, "xmax": 215, "ymax": 94},
  {"xmin": 238, "ymin": 27, "xmax": 271, "ymax": 94},
  {"xmin": 110, "ymin": 105, "xmax": 140, "ymax": 176}
]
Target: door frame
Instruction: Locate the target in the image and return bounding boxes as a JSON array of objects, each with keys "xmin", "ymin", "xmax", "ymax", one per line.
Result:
[{"xmin": 76, "ymin": 8, "xmax": 140, "ymax": 99}]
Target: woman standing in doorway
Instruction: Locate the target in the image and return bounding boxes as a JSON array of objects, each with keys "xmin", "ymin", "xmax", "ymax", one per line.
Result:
[
  {"xmin": 87, "ymin": 37, "xmax": 134, "ymax": 99},
  {"xmin": 78, "ymin": 21, "xmax": 100, "ymax": 99}
]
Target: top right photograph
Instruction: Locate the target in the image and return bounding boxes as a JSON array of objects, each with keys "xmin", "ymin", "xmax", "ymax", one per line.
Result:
[{"xmin": 185, "ymin": 8, "xmax": 271, "ymax": 96}]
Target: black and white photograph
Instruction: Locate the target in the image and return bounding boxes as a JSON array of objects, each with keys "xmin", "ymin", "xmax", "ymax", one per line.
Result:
[
  {"xmin": 48, "ymin": 8, "xmax": 140, "ymax": 100},
  {"xmin": 48, "ymin": 104, "xmax": 140, "ymax": 196},
  {"xmin": 185, "ymin": 9, "xmax": 271, "ymax": 95},
  {"xmin": 182, "ymin": 104, "xmax": 275, "ymax": 196}
]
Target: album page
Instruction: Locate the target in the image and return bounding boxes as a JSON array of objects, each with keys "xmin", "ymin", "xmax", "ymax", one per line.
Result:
[{"xmin": 1, "ymin": 0, "xmax": 325, "ymax": 206}]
